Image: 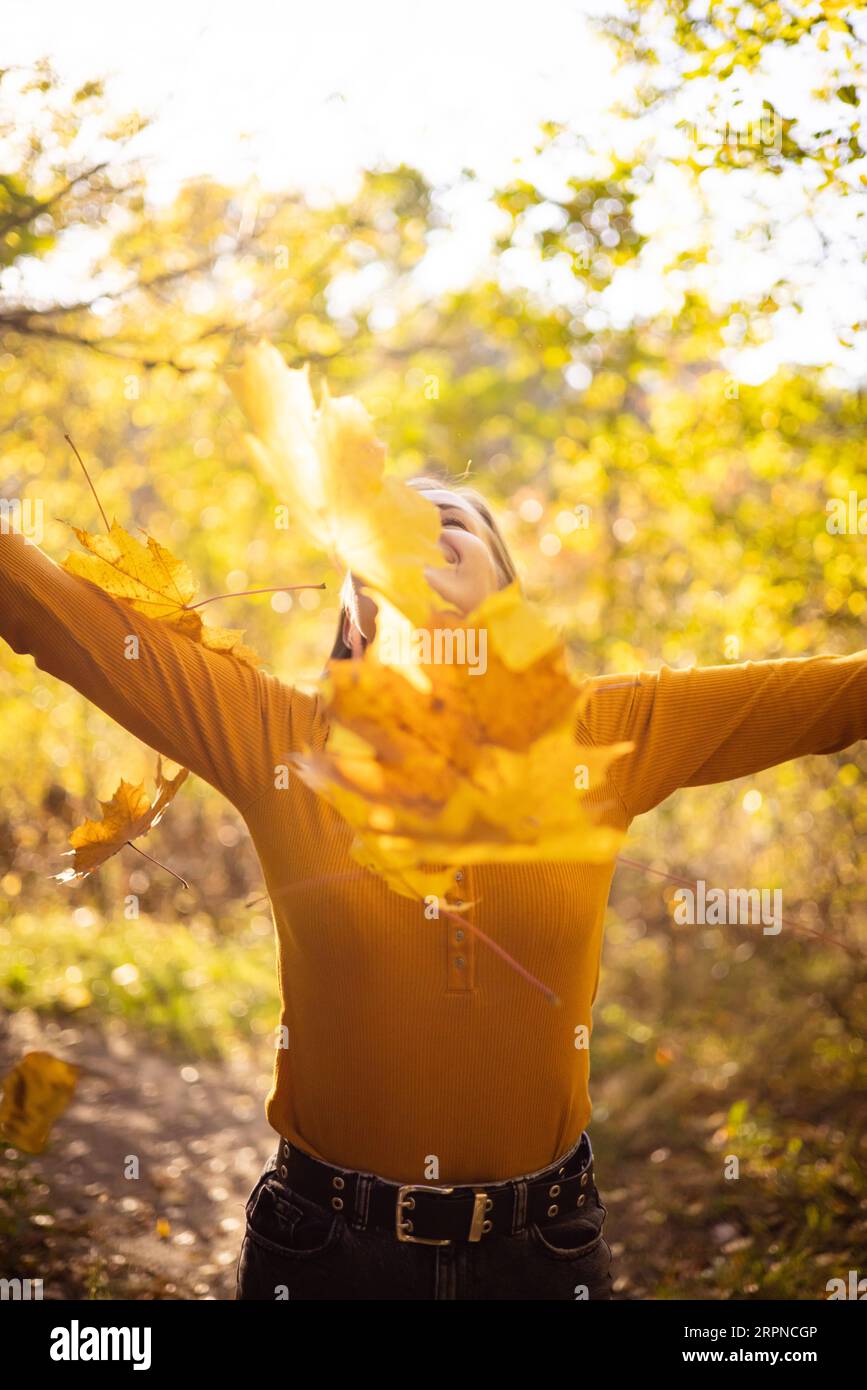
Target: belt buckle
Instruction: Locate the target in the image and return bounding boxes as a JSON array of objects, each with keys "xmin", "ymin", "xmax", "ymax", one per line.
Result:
[{"xmin": 396, "ymin": 1185, "xmax": 490, "ymax": 1245}]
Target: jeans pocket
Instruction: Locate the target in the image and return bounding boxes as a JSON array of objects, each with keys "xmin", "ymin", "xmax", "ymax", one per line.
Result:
[
  {"xmin": 528, "ymin": 1184, "xmax": 607, "ymax": 1261},
  {"xmin": 245, "ymin": 1177, "xmax": 345, "ymax": 1261},
  {"xmin": 244, "ymin": 1154, "xmax": 278, "ymax": 1221}
]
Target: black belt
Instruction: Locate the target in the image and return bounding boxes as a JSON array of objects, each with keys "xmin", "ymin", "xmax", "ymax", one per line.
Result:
[{"xmin": 275, "ymin": 1132, "xmax": 597, "ymax": 1245}]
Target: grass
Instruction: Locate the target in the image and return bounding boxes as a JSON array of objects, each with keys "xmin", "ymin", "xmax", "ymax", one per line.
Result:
[{"xmin": 0, "ymin": 905, "xmax": 279, "ymax": 1059}]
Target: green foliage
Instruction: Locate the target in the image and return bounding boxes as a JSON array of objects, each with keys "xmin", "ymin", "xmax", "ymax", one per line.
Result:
[{"xmin": 0, "ymin": 907, "xmax": 278, "ymax": 1059}]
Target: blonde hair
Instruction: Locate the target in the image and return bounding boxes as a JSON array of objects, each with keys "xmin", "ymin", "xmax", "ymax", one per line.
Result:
[{"xmin": 329, "ymin": 471, "xmax": 518, "ymax": 659}]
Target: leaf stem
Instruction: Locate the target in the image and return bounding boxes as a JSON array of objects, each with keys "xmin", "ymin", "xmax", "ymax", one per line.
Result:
[
  {"xmin": 247, "ymin": 866, "xmax": 560, "ymax": 1001},
  {"xmin": 187, "ymin": 583, "xmax": 326, "ymax": 611},
  {"xmin": 617, "ymin": 855, "xmax": 858, "ymax": 958},
  {"xmin": 436, "ymin": 899, "xmax": 561, "ymax": 1005},
  {"xmin": 65, "ymin": 434, "xmax": 110, "ymax": 534},
  {"xmin": 125, "ymin": 841, "xmax": 189, "ymax": 889}
]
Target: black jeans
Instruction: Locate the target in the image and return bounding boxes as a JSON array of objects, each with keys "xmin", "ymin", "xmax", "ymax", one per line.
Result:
[{"xmin": 235, "ymin": 1132, "xmax": 614, "ymax": 1301}]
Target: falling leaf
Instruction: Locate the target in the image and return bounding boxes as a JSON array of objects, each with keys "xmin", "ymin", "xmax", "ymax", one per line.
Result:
[
  {"xmin": 156, "ymin": 1218, "xmax": 171, "ymax": 1239},
  {"xmin": 229, "ymin": 341, "xmax": 450, "ymax": 625},
  {"xmin": 55, "ymin": 757, "xmax": 189, "ymax": 883},
  {"xmin": 62, "ymin": 520, "xmax": 260, "ymax": 668},
  {"xmin": 0, "ymin": 1050, "xmax": 80, "ymax": 1153},
  {"xmin": 291, "ymin": 587, "xmax": 632, "ymax": 900}
]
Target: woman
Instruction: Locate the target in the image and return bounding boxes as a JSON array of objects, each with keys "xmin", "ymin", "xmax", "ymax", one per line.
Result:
[{"xmin": 1, "ymin": 472, "xmax": 865, "ymax": 1301}]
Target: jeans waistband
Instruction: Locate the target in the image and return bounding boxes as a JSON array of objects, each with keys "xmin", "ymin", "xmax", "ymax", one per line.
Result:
[{"xmin": 279, "ymin": 1130, "xmax": 592, "ymax": 1191}]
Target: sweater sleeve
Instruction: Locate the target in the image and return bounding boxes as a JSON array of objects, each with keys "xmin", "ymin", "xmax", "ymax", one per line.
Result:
[
  {"xmin": 0, "ymin": 527, "xmax": 314, "ymax": 812},
  {"xmin": 580, "ymin": 653, "xmax": 867, "ymax": 820}
]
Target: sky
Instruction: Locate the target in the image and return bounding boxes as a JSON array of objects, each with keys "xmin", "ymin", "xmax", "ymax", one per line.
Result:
[
  {"xmin": 6, "ymin": 0, "xmax": 622, "ymax": 200},
  {"xmin": 4, "ymin": 0, "xmax": 867, "ymax": 383}
]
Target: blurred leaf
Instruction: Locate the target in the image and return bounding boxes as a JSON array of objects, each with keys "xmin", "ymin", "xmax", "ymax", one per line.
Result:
[{"xmin": 0, "ymin": 1050, "xmax": 80, "ymax": 1153}]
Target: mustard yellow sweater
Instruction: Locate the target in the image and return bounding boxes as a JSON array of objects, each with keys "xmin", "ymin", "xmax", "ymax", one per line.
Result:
[{"xmin": 2, "ymin": 526, "xmax": 866, "ymax": 1183}]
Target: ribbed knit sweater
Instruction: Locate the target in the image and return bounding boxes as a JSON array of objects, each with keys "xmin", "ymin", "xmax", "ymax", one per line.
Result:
[{"xmin": 2, "ymin": 526, "xmax": 866, "ymax": 1183}]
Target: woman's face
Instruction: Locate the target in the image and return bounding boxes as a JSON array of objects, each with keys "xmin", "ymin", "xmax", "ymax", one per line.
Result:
[
  {"xmin": 342, "ymin": 488, "xmax": 506, "ymax": 655},
  {"xmin": 421, "ymin": 488, "xmax": 504, "ymax": 616}
]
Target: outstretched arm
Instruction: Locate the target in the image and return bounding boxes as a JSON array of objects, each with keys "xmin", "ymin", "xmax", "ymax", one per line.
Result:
[
  {"xmin": 581, "ymin": 652, "xmax": 867, "ymax": 820},
  {"xmin": 0, "ymin": 527, "xmax": 314, "ymax": 813}
]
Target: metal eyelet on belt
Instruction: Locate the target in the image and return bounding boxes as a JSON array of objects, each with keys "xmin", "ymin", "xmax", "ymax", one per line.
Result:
[
  {"xmin": 482, "ymin": 1219, "xmax": 492, "ymax": 1234},
  {"xmin": 548, "ymin": 1183, "xmax": 560, "ymax": 1197},
  {"xmin": 484, "ymin": 1197, "xmax": 493, "ymax": 1212},
  {"xmin": 279, "ymin": 1164, "xmax": 288, "ymax": 1179},
  {"xmin": 331, "ymin": 1197, "xmax": 344, "ymax": 1211},
  {"xmin": 332, "ymin": 1176, "xmax": 345, "ymax": 1190},
  {"xmin": 547, "ymin": 1203, "xmax": 559, "ymax": 1217},
  {"xmin": 576, "ymin": 1194, "xmax": 586, "ymax": 1207},
  {"xmin": 580, "ymin": 1171, "xmax": 588, "ymax": 1187}
]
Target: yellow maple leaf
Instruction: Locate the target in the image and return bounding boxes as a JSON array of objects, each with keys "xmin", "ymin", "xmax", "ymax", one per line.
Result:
[
  {"xmin": 62, "ymin": 520, "xmax": 260, "ymax": 668},
  {"xmin": 0, "ymin": 1051, "xmax": 80, "ymax": 1153},
  {"xmin": 296, "ymin": 720, "xmax": 630, "ymax": 902},
  {"xmin": 296, "ymin": 587, "xmax": 584, "ymax": 802},
  {"xmin": 55, "ymin": 757, "xmax": 189, "ymax": 883},
  {"xmin": 291, "ymin": 589, "xmax": 632, "ymax": 901},
  {"xmin": 228, "ymin": 341, "xmax": 451, "ymax": 625}
]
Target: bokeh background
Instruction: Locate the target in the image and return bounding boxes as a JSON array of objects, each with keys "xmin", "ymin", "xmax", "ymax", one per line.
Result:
[{"xmin": 1, "ymin": 0, "xmax": 866, "ymax": 1299}]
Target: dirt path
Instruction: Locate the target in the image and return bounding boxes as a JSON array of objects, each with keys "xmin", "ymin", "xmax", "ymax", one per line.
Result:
[{"xmin": 0, "ymin": 1010, "xmax": 275, "ymax": 1300}]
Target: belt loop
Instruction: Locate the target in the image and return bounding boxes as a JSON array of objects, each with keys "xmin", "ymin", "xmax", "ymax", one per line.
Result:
[
  {"xmin": 352, "ymin": 1172, "xmax": 372, "ymax": 1231},
  {"xmin": 511, "ymin": 1177, "xmax": 528, "ymax": 1234}
]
